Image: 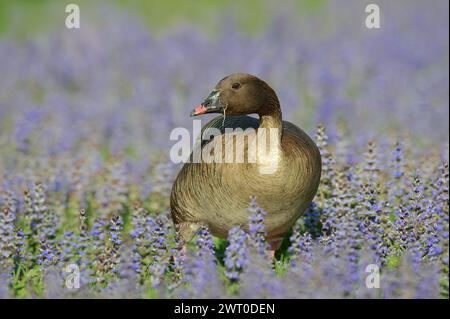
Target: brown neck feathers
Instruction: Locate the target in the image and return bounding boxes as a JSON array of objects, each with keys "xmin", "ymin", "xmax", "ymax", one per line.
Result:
[{"xmin": 258, "ymin": 91, "xmax": 283, "ymax": 141}]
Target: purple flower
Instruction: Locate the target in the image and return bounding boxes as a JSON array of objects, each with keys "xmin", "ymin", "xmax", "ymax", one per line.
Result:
[
  {"xmin": 177, "ymin": 251, "xmax": 223, "ymax": 298},
  {"xmin": 0, "ymin": 207, "xmax": 15, "ymax": 276},
  {"xmin": 247, "ymin": 197, "xmax": 269, "ymax": 255},
  {"xmin": 289, "ymin": 229, "xmax": 313, "ymax": 266},
  {"xmin": 224, "ymin": 226, "xmax": 249, "ymax": 281},
  {"xmin": 195, "ymin": 226, "xmax": 215, "ymax": 258}
]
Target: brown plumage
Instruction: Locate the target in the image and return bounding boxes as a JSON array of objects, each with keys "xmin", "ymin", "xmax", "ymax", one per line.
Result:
[{"xmin": 170, "ymin": 73, "xmax": 321, "ymax": 251}]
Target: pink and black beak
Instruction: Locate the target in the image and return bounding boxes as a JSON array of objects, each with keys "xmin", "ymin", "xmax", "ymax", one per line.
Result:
[{"xmin": 190, "ymin": 89, "xmax": 224, "ymax": 117}]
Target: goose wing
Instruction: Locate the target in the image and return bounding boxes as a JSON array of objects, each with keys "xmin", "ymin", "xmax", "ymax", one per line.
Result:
[
  {"xmin": 198, "ymin": 115, "xmax": 259, "ymax": 148},
  {"xmin": 198, "ymin": 116, "xmax": 317, "ymax": 150}
]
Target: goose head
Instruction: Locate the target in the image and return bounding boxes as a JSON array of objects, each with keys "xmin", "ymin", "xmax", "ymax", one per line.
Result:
[{"xmin": 191, "ymin": 73, "xmax": 281, "ymax": 117}]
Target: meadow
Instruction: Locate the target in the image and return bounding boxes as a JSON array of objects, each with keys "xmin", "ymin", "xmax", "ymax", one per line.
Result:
[{"xmin": 0, "ymin": 0, "xmax": 448, "ymax": 298}]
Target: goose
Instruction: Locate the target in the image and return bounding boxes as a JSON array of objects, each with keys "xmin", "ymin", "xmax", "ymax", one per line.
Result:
[{"xmin": 170, "ymin": 73, "xmax": 322, "ymax": 255}]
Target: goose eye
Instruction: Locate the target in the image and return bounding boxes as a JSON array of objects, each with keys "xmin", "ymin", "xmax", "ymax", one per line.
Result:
[{"xmin": 231, "ymin": 82, "xmax": 241, "ymax": 90}]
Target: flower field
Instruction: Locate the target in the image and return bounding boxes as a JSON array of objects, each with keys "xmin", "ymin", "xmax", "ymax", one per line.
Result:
[{"xmin": 0, "ymin": 0, "xmax": 448, "ymax": 298}]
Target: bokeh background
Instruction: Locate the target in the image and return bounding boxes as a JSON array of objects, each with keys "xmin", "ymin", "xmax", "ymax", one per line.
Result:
[
  {"xmin": 0, "ymin": 0, "xmax": 448, "ymax": 298},
  {"xmin": 1, "ymin": 0, "xmax": 448, "ymax": 158}
]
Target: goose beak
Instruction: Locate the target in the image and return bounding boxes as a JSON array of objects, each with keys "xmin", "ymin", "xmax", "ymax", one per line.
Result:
[{"xmin": 190, "ymin": 89, "xmax": 223, "ymax": 117}]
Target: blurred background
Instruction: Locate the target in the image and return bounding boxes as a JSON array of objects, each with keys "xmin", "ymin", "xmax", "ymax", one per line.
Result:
[
  {"xmin": 0, "ymin": 0, "xmax": 324, "ymax": 36},
  {"xmin": 0, "ymin": 0, "xmax": 448, "ymax": 199}
]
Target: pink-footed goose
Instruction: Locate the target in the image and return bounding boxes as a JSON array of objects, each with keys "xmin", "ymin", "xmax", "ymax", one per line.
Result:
[{"xmin": 170, "ymin": 73, "xmax": 322, "ymax": 255}]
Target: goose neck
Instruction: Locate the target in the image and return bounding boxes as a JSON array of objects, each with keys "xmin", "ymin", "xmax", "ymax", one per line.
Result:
[{"xmin": 259, "ymin": 109, "xmax": 283, "ymax": 141}]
